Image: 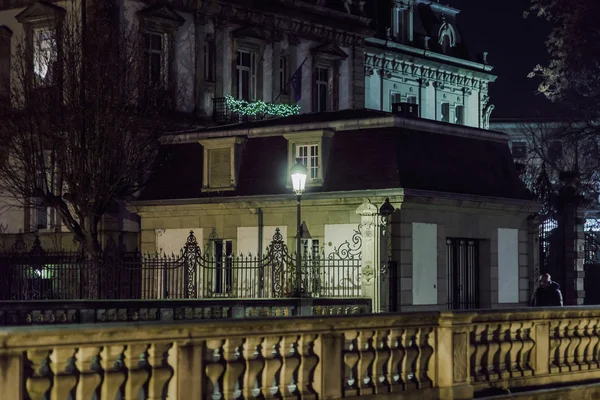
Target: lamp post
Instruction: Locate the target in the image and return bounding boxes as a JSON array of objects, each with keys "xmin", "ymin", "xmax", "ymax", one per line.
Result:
[{"xmin": 290, "ymin": 158, "xmax": 308, "ymax": 297}]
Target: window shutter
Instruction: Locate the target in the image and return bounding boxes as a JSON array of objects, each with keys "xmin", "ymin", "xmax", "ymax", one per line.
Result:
[{"xmin": 209, "ymin": 148, "xmax": 231, "ymax": 188}]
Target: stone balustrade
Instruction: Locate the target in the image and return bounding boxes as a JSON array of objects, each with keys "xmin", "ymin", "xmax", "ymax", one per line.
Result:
[
  {"xmin": 3, "ymin": 307, "xmax": 600, "ymax": 399},
  {"xmin": 0, "ymin": 297, "xmax": 372, "ymax": 326}
]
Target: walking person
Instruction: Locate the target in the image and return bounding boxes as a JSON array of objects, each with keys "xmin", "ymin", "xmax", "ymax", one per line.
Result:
[{"xmin": 531, "ymin": 273, "xmax": 563, "ymax": 307}]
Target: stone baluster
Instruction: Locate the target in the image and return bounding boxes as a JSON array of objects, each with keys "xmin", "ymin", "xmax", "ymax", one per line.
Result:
[
  {"xmin": 147, "ymin": 343, "xmax": 174, "ymax": 399},
  {"xmin": 25, "ymin": 350, "xmax": 52, "ymax": 400},
  {"xmin": 416, "ymin": 327, "xmax": 434, "ymax": 388},
  {"xmin": 470, "ymin": 324, "xmax": 487, "ymax": 381},
  {"xmin": 497, "ymin": 323, "xmax": 512, "ymax": 378},
  {"xmin": 49, "ymin": 348, "xmax": 77, "ymax": 399},
  {"xmin": 566, "ymin": 320, "xmax": 580, "ymax": 370},
  {"xmin": 261, "ymin": 336, "xmax": 283, "ymax": 399},
  {"xmin": 222, "ymin": 338, "xmax": 245, "ymax": 399},
  {"xmin": 588, "ymin": 319, "xmax": 600, "ymax": 368},
  {"xmin": 342, "ymin": 331, "xmax": 360, "ymax": 396},
  {"xmin": 204, "ymin": 339, "xmax": 225, "ymax": 399},
  {"xmin": 100, "ymin": 345, "xmax": 127, "ymax": 400},
  {"xmin": 297, "ymin": 334, "xmax": 319, "ymax": 399},
  {"xmin": 372, "ymin": 330, "xmax": 391, "ymax": 393},
  {"xmin": 401, "ymin": 328, "xmax": 419, "ymax": 390},
  {"xmin": 549, "ymin": 320, "xmax": 562, "ymax": 372},
  {"xmin": 485, "ymin": 325, "xmax": 501, "ymax": 380},
  {"xmin": 387, "ymin": 329, "xmax": 406, "ymax": 391},
  {"xmin": 75, "ymin": 347, "xmax": 102, "ymax": 399},
  {"xmin": 242, "ymin": 337, "xmax": 264, "ymax": 399},
  {"xmin": 576, "ymin": 319, "xmax": 591, "ymax": 370},
  {"xmin": 356, "ymin": 330, "xmax": 375, "ymax": 395},
  {"xmin": 124, "ymin": 344, "xmax": 151, "ymax": 400},
  {"xmin": 312, "ymin": 333, "xmax": 343, "ymax": 399},
  {"xmin": 508, "ymin": 323, "xmax": 524, "ymax": 377},
  {"xmin": 557, "ymin": 320, "xmax": 572, "ymax": 372},
  {"xmin": 280, "ymin": 335, "xmax": 300, "ymax": 398},
  {"xmin": 520, "ymin": 322, "xmax": 535, "ymax": 376}
]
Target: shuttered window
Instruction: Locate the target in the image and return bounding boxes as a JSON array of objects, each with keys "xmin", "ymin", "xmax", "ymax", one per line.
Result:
[{"xmin": 209, "ymin": 148, "xmax": 231, "ymax": 188}]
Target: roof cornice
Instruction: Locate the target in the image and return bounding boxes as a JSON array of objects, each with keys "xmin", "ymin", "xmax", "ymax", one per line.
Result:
[{"xmin": 366, "ymin": 38, "xmax": 495, "ymax": 77}]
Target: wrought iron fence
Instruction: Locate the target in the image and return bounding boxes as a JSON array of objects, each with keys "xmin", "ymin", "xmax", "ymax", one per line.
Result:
[{"xmin": 0, "ymin": 228, "xmax": 364, "ymax": 300}]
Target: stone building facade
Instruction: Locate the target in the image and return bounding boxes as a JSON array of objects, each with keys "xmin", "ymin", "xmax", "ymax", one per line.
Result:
[
  {"xmin": 364, "ymin": 0, "xmax": 496, "ymax": 129},
  {"xmin": 132, "ymin": 109, "xmax": 537, "ymax": 311}
]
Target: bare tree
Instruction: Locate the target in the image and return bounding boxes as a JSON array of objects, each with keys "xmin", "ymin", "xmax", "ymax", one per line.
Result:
[
  {"xmin": 0, "ymin": 3, "xmax": 171, "ymax": 257},
  {"xmin": 515, "ymin": 118, "xmax": 600, "ymax": 214}
]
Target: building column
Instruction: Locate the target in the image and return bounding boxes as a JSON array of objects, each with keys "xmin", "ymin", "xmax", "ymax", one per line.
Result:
[
  {"xmin": 215, "ymin": 20, "xmax": 231, "ymax": 98},
  {"xmin": 562, "ymin": 198, "xmax": 586, "ymax": 305},
  {"xmin": 356, "ymin": 199, "xmax": 382, "ymax": 312},
  {"xmin": 272, "ymin": 39, "xmax": 282, "ymax": 101},
  {"xmin": 194, "ymin": 15, "xmax": 207, "ymax": 116}
]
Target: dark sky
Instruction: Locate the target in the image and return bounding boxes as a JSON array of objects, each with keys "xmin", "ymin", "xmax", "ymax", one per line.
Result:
[{"xmin": 448, "ymin": 0, "xmax": 554, "ymax": 118}]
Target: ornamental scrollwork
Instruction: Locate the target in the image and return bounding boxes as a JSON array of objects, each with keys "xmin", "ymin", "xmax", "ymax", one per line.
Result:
[{"xmin": 328, "ymin": 224, "xmax": 362, "ymax": 260}]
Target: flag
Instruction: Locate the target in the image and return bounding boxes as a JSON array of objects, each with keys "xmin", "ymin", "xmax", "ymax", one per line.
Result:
[{"xmin": 289, "ymin": 64, "xmax": 303, "ymax": 102}]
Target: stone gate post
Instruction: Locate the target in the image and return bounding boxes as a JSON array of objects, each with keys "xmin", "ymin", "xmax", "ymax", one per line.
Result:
[{"xmin": 356, "ymin": 199, "xmax": 381, "ymax": 312}]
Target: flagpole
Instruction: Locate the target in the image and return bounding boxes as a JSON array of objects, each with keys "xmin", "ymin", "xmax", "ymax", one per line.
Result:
[{"xmin": 272, "ymin": 57, "xmax": 308, "ymax": 105}]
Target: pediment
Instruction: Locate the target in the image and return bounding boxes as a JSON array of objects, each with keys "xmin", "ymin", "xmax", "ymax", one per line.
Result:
[
  {"xmin": 138, "ymin": 4, "xmax": 185, "ymax": 27},
  {"xmin": 311, "ymin": 41, "xmax": 348, "ymax": 59},
  {"xmin": 232, "ymin": 25, "xmax": 271, "ymax": 42},
  {"xmin": 15, "ymin": 1, "xmax": 66, "ymax": 24}
]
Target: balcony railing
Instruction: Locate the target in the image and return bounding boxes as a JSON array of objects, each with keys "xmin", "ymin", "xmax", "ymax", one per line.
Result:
[{"xmin": 3, "ymin": 307, "xmax": 600, "ymax": 398}]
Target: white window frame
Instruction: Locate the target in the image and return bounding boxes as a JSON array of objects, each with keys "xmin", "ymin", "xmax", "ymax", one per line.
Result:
[
  {"xmin": 296, "ymin": 144, "xmax": 319, "ymax": 181},
  {"xmin": 315, "ymin": 66, "xmax": 330, "ymax": 112},
  {"xmin": 407, "ymin": 95, "xmax": 417, "ymax": 104},
  {"xmin": 236, "ymin": 49, "xmax": 257, "ymax": 101},
  {"xmin": 143, "ymin": 31, "xmax": 168, "ymax": 87},
  {"xmin": 284, "ymin": 130, "xmax": 333, "ymax": 188}
]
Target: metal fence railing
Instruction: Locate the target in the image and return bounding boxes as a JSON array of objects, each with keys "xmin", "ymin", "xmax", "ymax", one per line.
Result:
[{"xmin": 0, "ymin": 229, "xmax": 364, "ymax": 301}]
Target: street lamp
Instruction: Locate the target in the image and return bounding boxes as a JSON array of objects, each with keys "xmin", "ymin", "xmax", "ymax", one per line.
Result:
[{"xmin": 290, "ymin": 158, "xmax": 307, "ymax": 297}]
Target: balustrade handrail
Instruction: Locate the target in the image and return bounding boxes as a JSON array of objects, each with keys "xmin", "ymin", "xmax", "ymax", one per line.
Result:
[{"xmin": 3, "ymin": 307, "xmax": 600, "ymax": 399}]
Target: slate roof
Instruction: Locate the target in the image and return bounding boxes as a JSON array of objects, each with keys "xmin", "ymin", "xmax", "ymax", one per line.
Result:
[{"xmin": 140, "ymin": 121, "xmax": 531, "ymax": 202}]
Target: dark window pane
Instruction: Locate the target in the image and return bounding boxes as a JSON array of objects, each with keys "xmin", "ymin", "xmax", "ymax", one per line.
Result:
[
  {"xmin": 151, "ymin": 34, "xmax": 162, "ymax": 51},
  {"xmin": 150, "ymin": 53, "xmax": 161, "ymax": 84}
]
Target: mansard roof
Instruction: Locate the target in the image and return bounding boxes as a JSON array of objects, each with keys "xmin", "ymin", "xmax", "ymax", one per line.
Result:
[{"xmin": 139, "ymin": 110, "xmax": 530, "ymax": 202}]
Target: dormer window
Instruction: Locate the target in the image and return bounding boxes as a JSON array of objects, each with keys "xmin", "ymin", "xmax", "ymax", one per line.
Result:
[
  {"xmin": 284, "ymin": 130, "xmax": 333, "ymax": 187},
  {"xmin": 199, "ymin": 137, "xmax": 245, "ymax": 191}
]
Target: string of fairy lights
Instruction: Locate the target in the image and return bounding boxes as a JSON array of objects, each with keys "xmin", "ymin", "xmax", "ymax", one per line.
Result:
[{"xmin": 225, "ymin": 95, "xmax": 301, "ymax": 117}]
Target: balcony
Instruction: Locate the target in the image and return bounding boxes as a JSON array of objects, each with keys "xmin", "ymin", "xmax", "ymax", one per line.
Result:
[
  {"xmin": 213, "ymin": 95, "xmax": 300, "ymax": 124},
  {"xmin": 3, "ymin": 307, "xmax": 600, "ymax": 398}
]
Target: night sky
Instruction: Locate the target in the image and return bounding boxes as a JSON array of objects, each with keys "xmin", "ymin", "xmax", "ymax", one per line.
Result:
[{"xmin": 448, "ymin": 0, "xmax": 554, "ymax": 119}]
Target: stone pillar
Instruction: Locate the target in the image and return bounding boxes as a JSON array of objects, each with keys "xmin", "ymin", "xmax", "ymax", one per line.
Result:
[
  {"xmin": 379, "ymin": 214, "xmax": 391, "ymax": 312},
  {"xmin": 356, "ymin": 199, "xmax": 381, "ymax": 312},
  {"xmin": 194, "ymin": 15, "xmax": 207, "ymax": 116},
  {"xmin": 272, "ymin": 39, "xmax": 282, "ymax": 101},
  {"xmin": 215, "ymin": 21, "xmax": 232, "ymax": 97},
  {"xmin": 562, "ymin": 200, "xmax": 586, "ymax": 305}
]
